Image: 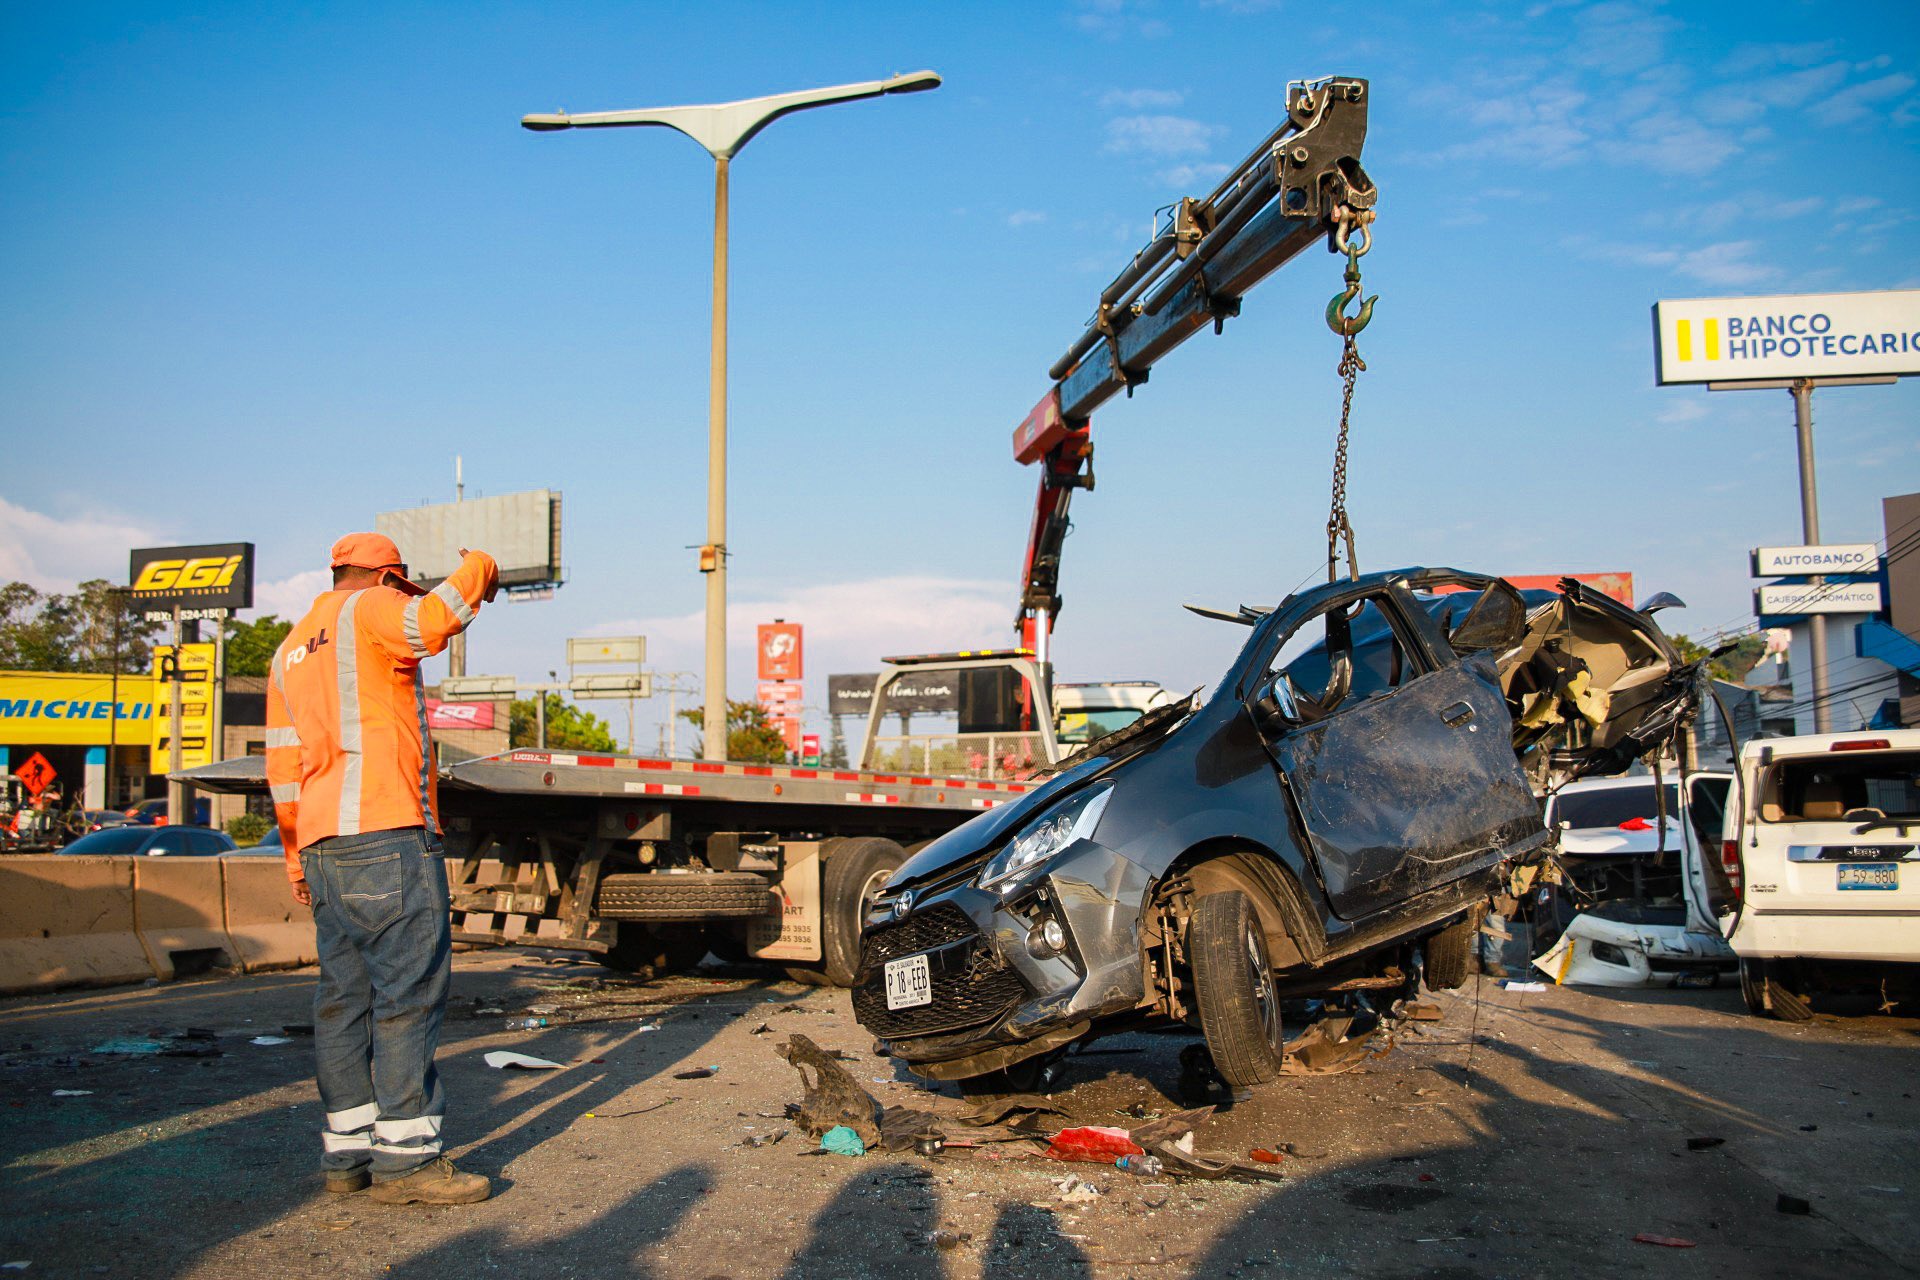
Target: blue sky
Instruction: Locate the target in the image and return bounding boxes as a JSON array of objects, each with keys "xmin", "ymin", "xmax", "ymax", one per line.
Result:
[{"xmin": 3, "ymin": 0, "xmax": 1917, "ymax": 752}]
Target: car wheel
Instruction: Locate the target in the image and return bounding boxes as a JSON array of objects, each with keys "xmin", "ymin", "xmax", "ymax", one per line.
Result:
[
  {"xmin": 1423, "ymin": 909, "xmax": 1480, "ymax": 992},
  {"xmin": 1740, "ymin": 958, "xmax": 1813, "ymax": 1022},
  {"xmin": 815, "ymin": 837, "xmax": 907, "ymax": 988},
  {"xmin": 1189, "ymin": 890, "xmax": 1285, "ymax": 1087}
]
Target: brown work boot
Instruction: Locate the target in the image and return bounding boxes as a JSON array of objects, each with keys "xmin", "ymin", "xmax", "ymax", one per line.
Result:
[
  {"xmin": 325, "ymin": 1167, "xmax": 371, "ymax": 1195},
  {"xmin": 368, "ymin": 1156, "xmax": 492, "ymax": 1205}
]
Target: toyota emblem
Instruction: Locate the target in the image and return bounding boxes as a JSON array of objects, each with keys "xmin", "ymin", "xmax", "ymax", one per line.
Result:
[{"xmin": 892, "ymin": 891, "xmax": 914, "ymax": 920}]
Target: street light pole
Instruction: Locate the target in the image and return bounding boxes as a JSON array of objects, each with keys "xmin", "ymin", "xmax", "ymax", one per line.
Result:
[{"xmin": 522, "ymin": 71, "xmax": 941, "ymax": 762}]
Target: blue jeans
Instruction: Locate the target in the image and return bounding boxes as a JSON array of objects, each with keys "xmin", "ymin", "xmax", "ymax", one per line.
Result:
[{"xmin": 301, "ymin": 827, "xmax": 451, "ymax": 1180}]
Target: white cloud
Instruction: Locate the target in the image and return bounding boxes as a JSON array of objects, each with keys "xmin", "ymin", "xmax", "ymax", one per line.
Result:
[
  {"xmin": 1563, "ymin": 236, "xmax": 1779, "ymax": 287},
  {"xmin": 1811, "ymin": 72, "xmax": 1918, "ymax": 126},
  {"xmin": 1006, "ymin": 209, "xmax": 1048, "ymax": 227},
  {"xmin": 1657, "ymin": 399, "xmax": 1709, "ymax": 426},
  {"xmin": 1071, "ymin": 0, "xmax": 1168, "ymax": 39},
  {"xmin": 1104, "ymin": 114, "xmax": 1224, "ymax": 158},
  {"xmin": 1157, "ymin": 161, "xmax": 1230, "ymax": 189},
  {"xmin": 251, "ymin": 569, "xmax": 333, "ymax": 621},
  {"xmin": 0, "ymin": 496, "xmax": 161, "ymax": 591},
  {"xmin": 1099, "ymin": 88, "xmax": 1183, "ymax": 110}
]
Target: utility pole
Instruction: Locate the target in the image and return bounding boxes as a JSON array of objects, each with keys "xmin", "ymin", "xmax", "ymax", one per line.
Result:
[
  {"xmin": 1790, "ymin": 380, "xmax": 1832, "ymax": 733},
  {"xmin": 166, "ymin": 605, "xmax": 184, "ymax": 824},
  {"xmin": 448, "ymin": 455, "xmax": 468, "ymax": 680}
]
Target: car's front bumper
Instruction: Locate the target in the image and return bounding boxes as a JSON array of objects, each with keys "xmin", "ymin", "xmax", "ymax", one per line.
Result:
[{"xmin": 851, "ymin": 838, "xmax": 1153, "ymax": 1076}]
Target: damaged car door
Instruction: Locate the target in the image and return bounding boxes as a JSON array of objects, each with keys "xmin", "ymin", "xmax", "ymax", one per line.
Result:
[{"xmin": 1255, "ymin": 580, "xmax": 1541, "ymax": 920}]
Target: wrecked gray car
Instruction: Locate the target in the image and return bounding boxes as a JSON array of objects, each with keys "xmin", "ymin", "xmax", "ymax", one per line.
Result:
[{"xmin": 851, "ymin": 569, "xmax": 1697, "ymax": 1089}]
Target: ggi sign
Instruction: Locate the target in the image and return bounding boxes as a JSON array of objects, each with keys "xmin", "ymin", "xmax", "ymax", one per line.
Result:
[{"xmin": 128, "ymin": 542, "xmax": 255, "ymax": 612}]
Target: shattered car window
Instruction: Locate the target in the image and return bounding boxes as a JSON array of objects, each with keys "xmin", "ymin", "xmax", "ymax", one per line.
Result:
[{"xmin": 1270, "ymin": 599, "xmax": 1411, "ymax": 708}]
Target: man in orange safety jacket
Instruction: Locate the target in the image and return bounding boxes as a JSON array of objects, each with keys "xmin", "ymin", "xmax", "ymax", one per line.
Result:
[{"xmin": 267, "ymin": 532, "xmax": 498, "ymax": 1205}]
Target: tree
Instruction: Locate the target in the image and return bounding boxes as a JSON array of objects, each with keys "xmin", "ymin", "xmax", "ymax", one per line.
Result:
[
  {"xmin": 1670, "ymin": 632, "xmax": 1769, "ymax": 684},
  {"xmin": 0, "ymin": 579, "xmax": 158, "ymax": 674},
  {"xmin": 223, "ymin": 615, "xmax": 293, "ymax": 677},
  {"xmin": 825, "ymin": 715, "xmax": 850, "ymax": 769},
  {"xmin": 510, "ymin": 693, "xmax": 619, "ymax": 751},
  {"xmin": 678, "ymin": 700, "xmax": 792, "ymax": 764}
]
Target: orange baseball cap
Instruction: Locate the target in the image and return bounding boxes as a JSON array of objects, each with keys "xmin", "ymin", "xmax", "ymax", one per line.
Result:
[{"xmin": 329, "ymin": 532, "xmax": 428, "ymax": 596}]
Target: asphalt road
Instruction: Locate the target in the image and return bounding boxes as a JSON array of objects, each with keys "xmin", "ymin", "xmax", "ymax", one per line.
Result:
[{"xmin": 2, "ymin": 952, "xmax": 1915, "ymax": 1279}]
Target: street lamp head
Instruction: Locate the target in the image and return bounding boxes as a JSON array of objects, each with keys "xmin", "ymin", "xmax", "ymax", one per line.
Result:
[
  {"xmin": 521, "ymin": 113, "xmax": 573, "ymax": 131},
  {"xmin": 883, "ymin": 70, "xmax": 942, "ymax": 95}
]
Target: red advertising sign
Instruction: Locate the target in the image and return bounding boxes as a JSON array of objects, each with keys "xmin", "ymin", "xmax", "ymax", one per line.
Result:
[
  {"xmin": 801, "ymin": 733, "xmax": 821, "ymax": 765},
  {"xmin": 771, "ymin": 716, "xmax": 803, "ymax": 758},
  {"xmin": 16, "ymin": 752, "xmax": 56, "ymax": 797},
  {"xmin": 1433, "ymin": 572, "xmax": 1635, "ymax": 606},
  {"xmin": 426, "ymin": 699, "xmax": 497, "ymax": 731},
  {"xmin": 757, "ymin": 681, "xmax": 803, "ymax": 705},
  {"xmin": 757, "ymin": 622, "xmax": 803, "ymax": 681}
]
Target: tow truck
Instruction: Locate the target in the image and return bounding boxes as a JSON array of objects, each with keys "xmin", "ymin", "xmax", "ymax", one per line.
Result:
[
  {"xmin": 858, "ymin": 74, "xmax": 1375, "ymax": 778},
  {"xmin": 179, "ymin": 75, "xmax": 1376, "ymax": 987}
]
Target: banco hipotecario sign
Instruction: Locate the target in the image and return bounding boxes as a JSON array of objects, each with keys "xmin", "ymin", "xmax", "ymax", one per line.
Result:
[{"xmin": 1654, "ymin": 289, "xmax": 1920, "ymax": 384}]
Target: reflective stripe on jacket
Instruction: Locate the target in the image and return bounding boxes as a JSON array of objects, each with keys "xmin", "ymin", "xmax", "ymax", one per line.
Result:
[{"xmin": 266, "ymin": 551, "xmax": 498, "ymax": 882}]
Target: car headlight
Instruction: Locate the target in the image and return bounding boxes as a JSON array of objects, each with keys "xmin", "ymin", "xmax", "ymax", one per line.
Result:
[{"xmin": 980, "ymin": 784, "xmax": 1113, "ymax": 891}]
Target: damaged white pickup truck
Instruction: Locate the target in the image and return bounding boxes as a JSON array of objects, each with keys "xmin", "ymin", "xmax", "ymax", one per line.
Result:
[{"xmin": 853, "ymin": 571, "xmax": 1701, "ymax": 1091}]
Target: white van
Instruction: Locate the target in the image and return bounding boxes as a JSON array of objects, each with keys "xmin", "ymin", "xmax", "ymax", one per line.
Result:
[{"xmin": 1719, "ymin": 730, "xmax": 1920, "ymax": 1020}]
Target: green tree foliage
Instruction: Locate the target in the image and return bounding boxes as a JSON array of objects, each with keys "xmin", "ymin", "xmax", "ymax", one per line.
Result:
[
  {"xmin": 222, "ymin": 615, "xmax": 293, "ymax": 677},
  {"xmin": 1670, "ymin": 632, "xmax": 1770, "ymax": 684},
  {"xmin": 678, "ymin": 700, "xmax": 792, "ymax": 764},
  {"xmin": 510, "ymin": 693, "xmax": 620, "ymax": 751},
  {"xmin": 824, "ymin": 715, "xmax": 850, "ymax": 768},
  {"xmin": 0, "ymin": 579, "xmax": 158, "ymax": 673},
  {"xmin": 225, "ymin": 812, "xmax": 272, "ymax": 846}
]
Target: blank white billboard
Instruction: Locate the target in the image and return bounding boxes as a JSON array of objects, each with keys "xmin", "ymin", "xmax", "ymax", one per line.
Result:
[{"xmin": 377, "ymin": 489, "xmax": 562, "ymax": 589}]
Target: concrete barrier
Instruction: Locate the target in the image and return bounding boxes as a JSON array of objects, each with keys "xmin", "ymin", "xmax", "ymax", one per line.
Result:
[
  {"xmin": 220, "ymin": 855, "xmax": 317, "ymax": 973},
  {"xmin": 132, "ymin": 857, "xmax": 234, "ymax": 980},
  {"xmin": 0, "ymin": 856, "xmax": 151, "ymax": 993}
]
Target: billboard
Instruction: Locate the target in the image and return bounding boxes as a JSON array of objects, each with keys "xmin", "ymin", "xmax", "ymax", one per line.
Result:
[
  {"xmin": 1654, "ymin": 290, "xmax": 1920, "ymax": 385},
  {"xmin": 1752, "ymin": 544, "xmax": 1880, "ymax": 577},
  {"xmin": 827, "ymin": 672, "xmax": 960, "ymax": 717},
  {"xmin": 377, "ymin": 490, "xmax": 563, "ymax": 591},
  {"xmin": 0, "ymin": 672, "xmax": 155, "ymax": 746},
  {"xmin": 426, "ymin": 699, "xmax": 497, "ymax": 731},
  {"xmin": 1754, "ymin": 581, "xmax": 1885, "ymax": 617},
  {"xmin": 1433, "ymin": 573, "xmax": 1635, "ymax": 607},
  {"xmin": 129, "ymin": 543, "xmax": 254, "ymax": 615},
  {"xmin": 150, "ymin": 643, "xmax": 217, "ymax": 772},
  {"xmin": 758, "ymin": 622, "xmax": 803, "ymax": 681}
]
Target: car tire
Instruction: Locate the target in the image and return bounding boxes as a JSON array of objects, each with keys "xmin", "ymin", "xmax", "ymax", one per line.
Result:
[
  {"xmin": 596, "ymin": 872, "xmax": 775, "ymax": 920},
  {"xmin": 815, "ymin": 837, "xmax": 907, "ymax": 988},
  {"xmin": 1740, "ymin": 958, "xmax": 1813, "ymax": 1022},
  {"xmin": 1189, "ymin": 890, "xmax": 1286, "ymax": 1088},
  {"xmin": 1423, "ymin": 908, "xmax": 1481, "ymax": 992},
  {"xmin": 603, "ymin": 923, "xmax": 710, "ymax": 977}
]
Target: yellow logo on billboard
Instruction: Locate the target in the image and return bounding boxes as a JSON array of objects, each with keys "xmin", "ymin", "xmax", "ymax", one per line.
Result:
[
  {"xmin": 1673, "ymin": 318, "xmax": 1721, "ymax": 362},
  {"xmin": 132, "ymin": 555, "xmax": 244, "ymax": 593}
]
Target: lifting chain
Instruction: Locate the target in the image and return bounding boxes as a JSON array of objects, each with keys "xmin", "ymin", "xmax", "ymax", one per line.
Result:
[{"xmin": 1324, "ymin": 208, "xmax": 1376, "ymax": 582}]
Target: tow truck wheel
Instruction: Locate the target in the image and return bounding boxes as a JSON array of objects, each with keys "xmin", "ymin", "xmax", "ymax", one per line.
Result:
[
  {"xmin": 814, "ymin": 837, "xmax": 908, "ymax": 988},
  {"xmin": 1189, "ymin": 891, "xmax": 1285, "ymax": 1088},
  {"xmin": 1422, "ymin": 908, "xmax": 1480, "ymax": 992},
  {"xmin": 1740, "ymin": 958, "xmax": 1813, "ymax": 1022}
]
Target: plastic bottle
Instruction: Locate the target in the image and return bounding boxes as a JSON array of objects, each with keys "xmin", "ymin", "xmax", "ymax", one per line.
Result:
[
  {"xmin": 1115, "ymin": 1154, "xmax": 1163, "ymax": 1176},
  {"xmin": 506, "ymin": 1017, "xmax": 549, "ymax": 1031}
]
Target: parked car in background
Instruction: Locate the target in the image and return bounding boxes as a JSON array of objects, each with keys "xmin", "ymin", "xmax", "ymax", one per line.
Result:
[
  {"xmin": 233, "ymin": 825, "xmax": 283, "ymax": 855},
  {"xmin": 60, "ymin": 825, "xmax": 238, "ymax": 857},
  {"xmin": 1529, "ymin": 772, "xmax": 1736, "ymax": 986},
  {"xmin": 1721, "ymin": 730, "xmax": 1920, "ymax": 1020},
  {"xmin": 123, "ymin": 798, "xmax": 170, "ymax": 826},
  {"xmin": 855, "ymin": 570, "xmax": 1700, "ymax": 1091}
]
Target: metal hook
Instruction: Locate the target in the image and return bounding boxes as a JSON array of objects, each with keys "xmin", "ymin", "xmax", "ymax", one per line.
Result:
[{"xmin": 1326, "ymin": 260, "xmax": 1377, "ymax": 336}]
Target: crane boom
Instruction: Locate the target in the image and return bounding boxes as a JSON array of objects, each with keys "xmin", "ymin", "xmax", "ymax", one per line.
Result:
[{"xmin": 1010, "ymin": 76, "xmax": 1376, "ymax": 658}]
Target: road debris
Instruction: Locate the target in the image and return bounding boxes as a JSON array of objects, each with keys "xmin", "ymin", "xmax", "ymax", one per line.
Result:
[
  {"xmin": 1777, "ymin": 1194, "xmax": 1812, "ymax": 1215},
  {"xmin": 1685, "ymin": 1136, "xmax": 1724, "ymax": 1151},
  {"xmin": 1046, "ymin": 1126, "xmax": 1143, "ymax": 1163},
  {"xmin": 927, "ymin": 1230, "xmax": 970, "ymax": 1251},
  {"xmin": 1056, "ymin": 1177, "xmax": 1102, "ymax": 1203},
  {"xmin": 482, "ymin": 1051, "xmax": 565, "ymax": 1071},
  {"xmin": 674, "ymin": 1066, "xmax": 720, "ymax": 1080},
  {"xmin": 249, "ymin": 1035, "xmax": 292, "ymax": 1046},
  {"xmin": 1632, "ymin": 1234, "xmax": 1697, "ymax": 1248},
  {"xmin": 50, "ymin": 1090, "xmax": 92, "ymax": 1097},
  {"xmin": 819, "ymin": 1125, "xmax": 866, "ymax": 1157}
]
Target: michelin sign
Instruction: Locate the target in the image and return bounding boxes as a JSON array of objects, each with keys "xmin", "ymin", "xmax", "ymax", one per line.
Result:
[{"xmin": 1654, "ymin": 289, "xmax": 1920, "ymax": 384}]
